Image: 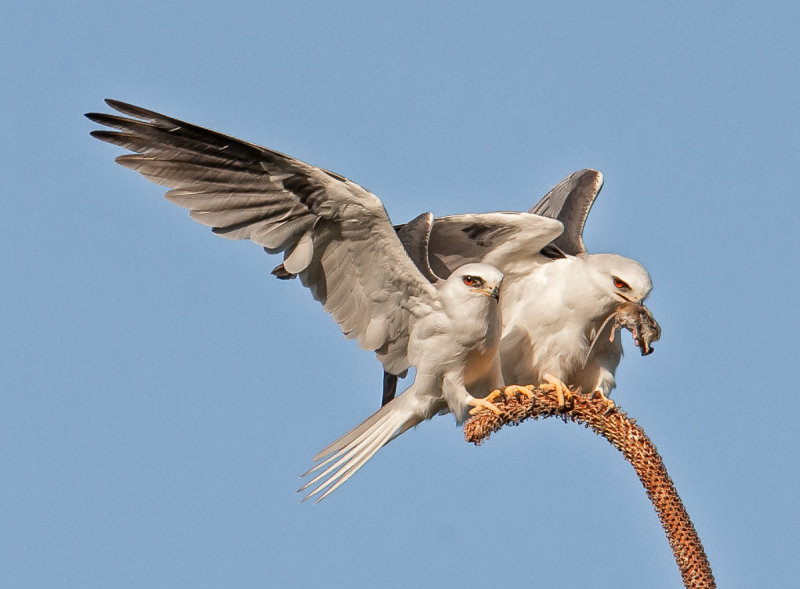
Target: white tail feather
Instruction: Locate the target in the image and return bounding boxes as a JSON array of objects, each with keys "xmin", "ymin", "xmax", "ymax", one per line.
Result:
[{"xmin": 299, "ymin": 388, "xmax": 428, "ymax": 502}]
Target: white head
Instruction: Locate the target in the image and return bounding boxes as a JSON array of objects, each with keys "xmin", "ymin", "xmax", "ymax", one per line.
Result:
[
  {"xmin": 441, "ymin": 262, "xmax": 504, "ymax": 304},
  {"xmin": 585, "ymin": 253, "xmax": 652, "ymax": 305}
]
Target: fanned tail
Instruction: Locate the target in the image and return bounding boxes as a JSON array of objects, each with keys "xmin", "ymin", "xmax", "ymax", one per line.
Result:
[{"xmin": 298, "ymin": 388, "xmax": 427, "ymax": 502}]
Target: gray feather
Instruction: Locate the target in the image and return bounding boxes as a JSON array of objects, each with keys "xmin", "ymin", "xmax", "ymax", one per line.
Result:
[{"xmin": 528, "ymin": 168, "xmax": 603, "ymax": 255}]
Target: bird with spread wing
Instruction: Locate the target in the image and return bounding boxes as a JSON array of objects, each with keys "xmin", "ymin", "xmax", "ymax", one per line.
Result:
[
  {"xmin": 380, "ymin": 169, "xmax": 661, "ymax": 407},
  {"xmin": 86, "ymin": 100, "xmax": 556, "ymax": 501}
]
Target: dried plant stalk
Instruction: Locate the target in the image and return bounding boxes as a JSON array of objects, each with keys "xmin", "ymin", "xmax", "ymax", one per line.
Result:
[{"xmin": 464, "ymin": 385, "xmax": 715, "ymax": 589}]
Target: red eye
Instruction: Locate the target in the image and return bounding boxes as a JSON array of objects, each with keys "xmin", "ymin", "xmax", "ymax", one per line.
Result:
[
  {"xmin": 612, "ymin": 277, "xmax": 630, "ymax": 290},
  {"xmin": 462, "ymin": 276, "xmax": 476, "ymax": 287}
]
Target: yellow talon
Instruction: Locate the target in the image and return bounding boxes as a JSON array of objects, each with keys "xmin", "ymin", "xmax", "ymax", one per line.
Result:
[
  {"xmin": 483, "ymin": 389, "xmax": 504, "ymax": 404},
  {"xmin": 504, "ymin": 385, "xmax": 535, "ymax": 401},
  {"xmin": 541, "ymin": 374, "xmax": 573, "ymax": 409},
  {"xmin": 468, "ymin": 396, "xmax": 503, "ymax": 416},
  {"xmin": 591, "ymin": 389, "xmax": 616, "ymax": 414}
]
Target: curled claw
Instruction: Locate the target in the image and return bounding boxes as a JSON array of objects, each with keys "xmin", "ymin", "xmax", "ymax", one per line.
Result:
[
  {"xmin": 591, "ymin": 389, "xmax": 616, "ymax": 415},
  {"xmin": 468, "ymin": 396, "xmax": 503, "ymax": 416}
]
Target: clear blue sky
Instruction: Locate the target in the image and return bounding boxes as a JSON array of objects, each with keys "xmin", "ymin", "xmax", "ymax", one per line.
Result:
[{"xmin": 3, "ymin": 2, "xmax": 797, "ymax": 587}]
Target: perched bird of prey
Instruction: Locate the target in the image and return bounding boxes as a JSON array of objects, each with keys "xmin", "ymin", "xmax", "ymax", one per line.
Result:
[
  {"xmin": 86, "ymin": 100, "xmax": 529, "ymax": 501},
  {"xmin": 383, "ymin": 169, "xmax": 661, "ymax": 405}
]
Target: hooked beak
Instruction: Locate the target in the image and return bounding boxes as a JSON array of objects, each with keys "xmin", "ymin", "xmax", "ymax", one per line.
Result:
[
  {"xmin": 616, "ymin": 293, "xmax": 634, "ymax": 303},
  {"xmin": 489, "ymin": 284, "xmax": 500, "ymax": 302}
]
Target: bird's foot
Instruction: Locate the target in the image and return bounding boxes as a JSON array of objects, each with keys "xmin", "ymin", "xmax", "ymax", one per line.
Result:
[
  {"xmin": 481, "ymin": 388, "xmax": 504, "ymax": 404},
  {"xmin": 469, "ymin": 386, "xmax": 534, "ymax": 415},
  {"xmin": 502, "ymin": 385, "xmax": 535, "ymax": 402},
  {"xmin": 467, "ymin": 395, "xmax": 503, "ymax": 416},
  {"xmin": 540, "ymin": 374, "xmax": 573, "ymax": 411},
  {"xmin": 590, "ymin": 389, "xmax": 616, "ymax": 415}
]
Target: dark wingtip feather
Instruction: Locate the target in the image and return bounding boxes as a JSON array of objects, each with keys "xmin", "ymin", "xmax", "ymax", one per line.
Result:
[
  {"xmin": 85, "ymin": 111, "xmax": 106, "ymax": 124},
  {"xmin": 271, "ymin": 263, "xmax": 297, "ymax": 280},
  {"xmin": 104, "ymin": 99, "xmax": 167, "ymax": 122},
  {"xmin": 84, "ymin": 99, "xmax": 142, "ymax": 122},
  {"xmin": 88, "ymin": 129, "xmax": 118, "ymax": 141},
  {"xmin": 105, "ymin": 98, "xmax": 138, "ymax": 114},
  {"xmin": 85, "ymin": 111, "xmax": 141, "ymax": 131}
]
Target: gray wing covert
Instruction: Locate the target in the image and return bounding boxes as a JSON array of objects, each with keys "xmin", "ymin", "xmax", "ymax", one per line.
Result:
[{"xmin": 411, "ymin": 212, "xmax": 562, "ymax": 279}]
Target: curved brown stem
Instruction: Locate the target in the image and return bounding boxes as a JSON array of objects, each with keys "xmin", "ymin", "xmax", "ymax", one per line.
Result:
[{"xmin": 464, "ymin": 385, "xmax": 715, "ymax": 589}]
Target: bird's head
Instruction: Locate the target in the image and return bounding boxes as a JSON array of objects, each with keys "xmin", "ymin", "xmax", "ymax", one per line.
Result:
[
  {"xmin": 446, "ymin": 262, "xmax": 504, "ymax": 303},
  {"xmin": 586, "ymin": 253, "xmax": 652, "ymax": 306}
]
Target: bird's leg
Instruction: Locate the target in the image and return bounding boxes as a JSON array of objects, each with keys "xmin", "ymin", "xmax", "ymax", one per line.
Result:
[
  {"xmin": 445, "ymin": 374, "xmax": 503, "ymax": 417},
  {"xmin": 540, "ymin": 374, "xmax": 573, "ymax": 410},
  {"xmin": 590, "ymin": 389, "xmax": 616, "ymax": 415}
]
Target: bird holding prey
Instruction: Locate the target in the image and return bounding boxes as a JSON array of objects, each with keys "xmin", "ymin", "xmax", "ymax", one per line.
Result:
[
  {"xmin": 382, "ymin": 169, "xmax": 661, "ymax": 406},
  {"xmin": 86, "ymin": 100, "xmax": 559, "ymax": 501}
]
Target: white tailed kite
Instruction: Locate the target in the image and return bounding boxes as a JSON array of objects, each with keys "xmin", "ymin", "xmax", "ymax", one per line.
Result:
[
  {"xmin": 382, "ymin": 169, "xmax": 661, "ymax": 405},
  {"xmin": 86, "ymin": 100, "xmax": 545, "ymax": 500}
]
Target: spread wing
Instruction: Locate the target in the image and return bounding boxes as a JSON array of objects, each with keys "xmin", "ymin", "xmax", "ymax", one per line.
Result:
[
  {"xmin": 399, "ymin": 212, "xmax": 563, "ymax": 280},
  {"xmin": 86, "ymin": 99, "xmax": 439, "ymax": 375},
  {"xmin": 528, "ymin": 168, "xmax": 603, "ymax": 255}
]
